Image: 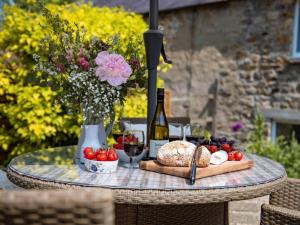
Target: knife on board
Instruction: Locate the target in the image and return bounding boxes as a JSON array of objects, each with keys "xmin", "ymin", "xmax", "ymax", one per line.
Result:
[{"xmin": 189, "ymin": 148, "xmax": 200, "ymax": 185}]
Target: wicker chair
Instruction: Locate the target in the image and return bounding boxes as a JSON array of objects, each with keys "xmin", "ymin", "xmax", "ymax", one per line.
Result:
[
  {"xmin": 260, "ymin": 178, "xmax": 300, "ymax": 225},
  {"xmin": 0, "ymin": 189, "xmax": 114, "ymax": 225}
]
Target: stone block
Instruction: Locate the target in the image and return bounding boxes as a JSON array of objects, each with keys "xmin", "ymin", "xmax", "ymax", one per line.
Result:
[
  {"xmin": 262, "ymin": 69, "xmax": 277, "ymax": 81},
  {"xmin": 170, "ymin": 99, "xmax": 189, "ymax": 117},
  {"xmin": 160, "ymin": 11, "xmax": 193, "ymax": 51},
  {"xmin": 189, "ymin": 96, "xmax": 211, "ymax": 119},
  {"xmin": 160, "ymin": 63, "xmax": 190, "ymax": 98}
]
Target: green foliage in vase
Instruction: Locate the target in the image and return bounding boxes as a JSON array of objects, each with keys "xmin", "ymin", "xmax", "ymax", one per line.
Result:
[
  {"xmin": 0, "ymin": 3, "xmax": 149, "ymax": 165},
  {"xmin": 247, "ymin": 112, "xmax": 300, "ymax": 178}
]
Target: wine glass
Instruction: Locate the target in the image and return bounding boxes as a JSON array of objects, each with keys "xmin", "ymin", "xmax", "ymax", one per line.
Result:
[
  {"xmin": 112, "ymin": 120, "xmax": 131, "ymax": 143},
  {"xmin": 169, "ymin": 123, "xmax": 183, "ymax": 141},
  {"xmin": 184, "ymin": 124, "xmax": 204, "ymax": 144},
  {"xmin": 122, "ymin": 130, "xmax": 145, "ymax": 168}
]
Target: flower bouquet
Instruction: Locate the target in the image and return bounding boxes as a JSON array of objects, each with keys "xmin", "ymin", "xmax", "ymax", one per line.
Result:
[{"xmin": 34, "ymin": 6, "xmax": 146, "ymax": 162}]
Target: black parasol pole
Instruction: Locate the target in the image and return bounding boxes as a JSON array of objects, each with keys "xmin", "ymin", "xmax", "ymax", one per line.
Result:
[
  {"xmin": 150, "ymin": 0, "xmax": 159, "ymax": 30},
  {"xmin": 144, "ymin": 0, "xmax": 172, "ymax": 147}
]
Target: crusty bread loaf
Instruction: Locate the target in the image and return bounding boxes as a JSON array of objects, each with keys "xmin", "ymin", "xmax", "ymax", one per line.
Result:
[
  {"xmin": 157, "ymin": 141, "xmax": 196, "ymax": 167},
  {"xmin": 157, "ymin": 141, "xmax": 211, "ymax": 167},
  {"xmin": 196, "ymin": 145, "xmax": 211, "ymax": 168}
]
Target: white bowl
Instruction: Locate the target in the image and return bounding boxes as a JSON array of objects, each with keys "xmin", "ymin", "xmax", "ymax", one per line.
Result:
[
  {"xmin": 116, "ymin": 148, "xmax": 148, "ymax": 163},
  {"xmin": 84, "ymin": 158, "xmax": 118, "ymax": 173}
]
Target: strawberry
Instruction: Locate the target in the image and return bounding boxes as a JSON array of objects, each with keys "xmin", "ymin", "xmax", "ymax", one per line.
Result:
[
  {"xmin": 116, "ymin": 143, "xmax": 123, "ymax": 150},
  {"xmin": 117, "ymin": 136, "xmax": 123, "ymax": 144},
  {"xmin": 107, "ymin": 148, "xmax": 118, "ymax": 161},
  {"xmin": 132, "ymin": 136, "xmax": 139, "ymax": 143},
  {"xmin": 209, "ymin": 145, "xmax": 218, "ymax": 153},
  {"xmin": 83, "ymin": 147, "xmax": 93, "ymax": 156},
  {"xmin": 95, "ymin": 148, "xmax": 106, "ymax": 156},
  {"xmin": 96, "ymin": 153, "xmax": 107, "ymax": 161},
  {"xmin": 85, "ymin": 151, "xmax": 96, "ymax": 160}
]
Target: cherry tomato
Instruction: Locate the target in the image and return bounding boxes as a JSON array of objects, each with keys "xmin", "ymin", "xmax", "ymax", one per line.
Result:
[
  {"xmin": 107, "ymin": 148, "xmax": 118, "ymax": 161},
  {"xmin": 209, "ymin": 145, "xmax": 218, "ymax": 153},
  {"xmin": 96, "ymin": 153, "xmax": 107, "ymax": 161},
  {"xmin": 221, "ymin": 143, "xmax": 231, "ymax": 152},
  {"xmin": 228, "ymin": 151, "xmax": 235, "ymax": 161},
  {"xmin": 83, "ymin": 147, "xmax": 93, "ymax": 156},
  {"xmin": 234, "ymin": 151, "xmax": 243, "ymax": 161},
  {"xmin": 124, "ymin": 136, "xmax": 131, "ymax": 143},
  {"xmin": 132, "ymin": 136, "xmax": 139, "ymax": 143},
  {"xmin": 116, "ymin": 143, "xmax": 123, "ymax": 150},
  {"xmin": 85, "ymin": 151, "xmax": 96, "ymax": 160}
]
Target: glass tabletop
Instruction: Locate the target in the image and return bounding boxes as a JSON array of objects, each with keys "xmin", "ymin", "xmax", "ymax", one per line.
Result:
[{"xmin": 8, "ymin": 146, "xmax": 286, "ymax": 190}]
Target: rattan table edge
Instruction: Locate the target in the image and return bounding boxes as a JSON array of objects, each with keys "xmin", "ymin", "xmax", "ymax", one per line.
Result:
[{"xmin": 7, "ymin": 167, "xmax": 287, "ymax": 205}]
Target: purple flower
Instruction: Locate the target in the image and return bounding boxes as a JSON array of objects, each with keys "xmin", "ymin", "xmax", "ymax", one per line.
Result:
[
  {"xmin": 231, "ymin": 122, "xmax": 243, "ymax": 132},
  {"xmin": 95, "ymin": 51, "xmax": 132, "ymax": 86}
]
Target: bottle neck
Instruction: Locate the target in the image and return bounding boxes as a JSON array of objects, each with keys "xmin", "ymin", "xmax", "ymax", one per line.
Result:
[
  {"xmin": 157, "ymin": 95, "xmax": 164, "ymax": 102},
  {"xmin": 156, "ymin": 99, "xmax": 164, "ymax": 111}
]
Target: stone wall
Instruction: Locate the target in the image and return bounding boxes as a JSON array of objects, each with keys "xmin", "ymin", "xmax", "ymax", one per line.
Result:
[{"xmin": 158, "ymin": 0, "xmax": 300, "ymax": 139}]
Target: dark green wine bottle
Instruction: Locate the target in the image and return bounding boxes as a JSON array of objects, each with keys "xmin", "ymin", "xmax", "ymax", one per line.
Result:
[{"xmin": 149, "ymin": 88, "xmax": 169, "ymax": 159}]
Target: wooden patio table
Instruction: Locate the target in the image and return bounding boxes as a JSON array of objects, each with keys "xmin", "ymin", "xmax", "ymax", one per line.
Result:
[{"xmin": 7, "ymin": 146, "xmax": 287, "ymax": 225}]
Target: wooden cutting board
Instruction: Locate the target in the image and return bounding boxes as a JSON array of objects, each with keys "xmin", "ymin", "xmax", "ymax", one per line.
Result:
[{"xmin": 139, "ymin": 160, "xmax": 253, "ymax": 179}]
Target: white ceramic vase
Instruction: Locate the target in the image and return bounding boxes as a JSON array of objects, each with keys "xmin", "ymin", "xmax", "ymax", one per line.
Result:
[{"xmin": 78, "ymin": 119, "xmax": 114, "ymax": 163}]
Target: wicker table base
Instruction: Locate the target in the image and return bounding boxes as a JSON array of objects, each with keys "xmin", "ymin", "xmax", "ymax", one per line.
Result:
[
  {"xmin": 115, "ymin": 203, "xmax": 228, "ymax": 225},
  {"xmin": 7, "ymin": 169, "xmax": 287, "ymax": 225}
]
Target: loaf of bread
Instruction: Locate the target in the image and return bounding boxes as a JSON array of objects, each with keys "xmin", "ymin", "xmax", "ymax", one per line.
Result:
[
  {"xmin": 196, "ymin": 145, "xmax": 211, "ymax": 168},
  {"xmin": 157, "ymin": 141, "xmax": 211, "ymax": 167}
]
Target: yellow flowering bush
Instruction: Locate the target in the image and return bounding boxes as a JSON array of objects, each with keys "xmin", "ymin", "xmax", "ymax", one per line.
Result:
[{"xmin": 0, "ymin": 3, "xmax": 149, "ymax": 165}]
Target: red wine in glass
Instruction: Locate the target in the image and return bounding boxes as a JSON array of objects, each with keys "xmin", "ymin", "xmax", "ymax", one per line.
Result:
[
  {"xmin": 185, "ymin": 135, "xmax": 199, "ymax": 142},
  {"xmin": 123, "ymin": 130, "xmax": 145, "ymax": 168},
  {"xmin": 123, "ymin": 143, "xmax": 144, "ymax": 157},
  {"xmin": 169, "ymin": 135, "xmax": 183, "ymax": 142}
]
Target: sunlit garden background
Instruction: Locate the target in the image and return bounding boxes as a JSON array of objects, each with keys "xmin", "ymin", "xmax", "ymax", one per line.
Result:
[{"xmin": 0, "ymin": 0, "xmax": 299, "ymax": 179}]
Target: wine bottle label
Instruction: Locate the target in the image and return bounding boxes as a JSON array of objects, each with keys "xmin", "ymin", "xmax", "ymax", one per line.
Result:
[{"xmin": 149, "ymin": 140, "xmax": 169, "ymax": 158}]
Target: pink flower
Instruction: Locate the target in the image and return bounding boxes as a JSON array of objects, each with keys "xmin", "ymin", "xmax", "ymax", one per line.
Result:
[
  {"xmin": 129, "ymin": 58, "xmax": 141, "ymax": 70},
  {"xmin": 95, "ymin": 51, "xmax": 132, "ymax": 86},
  {"xmin": 78, "ymin": 57, "xmax": 90, "ymax": 71}
]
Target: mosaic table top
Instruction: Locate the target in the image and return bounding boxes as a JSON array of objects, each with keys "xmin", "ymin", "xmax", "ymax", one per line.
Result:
[{"xmin": 8, "ymin": 146, "xmax": 286, "ymax": 190}]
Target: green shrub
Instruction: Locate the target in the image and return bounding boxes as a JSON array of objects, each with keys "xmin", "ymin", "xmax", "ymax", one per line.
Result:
[
  {"xmin": 247, "ymin": 113, "xmax": 300, "ymax": 178},
  {"xmin": 0, "ymin": 3, "xmax": 148, "ymax": 165}
]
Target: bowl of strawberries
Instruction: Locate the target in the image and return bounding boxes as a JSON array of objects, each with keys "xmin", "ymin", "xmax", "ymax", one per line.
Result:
[{"xmin": 83, "ymin": 147, "xmax": 119, "ymax": 173}]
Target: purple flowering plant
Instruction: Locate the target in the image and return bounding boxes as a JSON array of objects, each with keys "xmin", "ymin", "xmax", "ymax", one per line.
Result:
[
  {"xmin": 34, "ymin": 6, "xmax": 146, "ymax": 123},
  {"xmin": 231, "ymin": 122, "xmax": 244, "ymax": 133}
]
